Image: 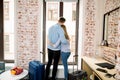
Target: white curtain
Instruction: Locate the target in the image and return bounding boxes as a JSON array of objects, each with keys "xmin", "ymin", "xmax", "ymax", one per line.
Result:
[{"xmin": 45, "ymin": 0, "xmax": 78, "ymax": 2}]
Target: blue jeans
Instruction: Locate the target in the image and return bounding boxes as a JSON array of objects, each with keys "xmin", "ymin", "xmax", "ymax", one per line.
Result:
[{"xmin": 61, "ymin": 52, "xmax": 70, "ymax": 79}]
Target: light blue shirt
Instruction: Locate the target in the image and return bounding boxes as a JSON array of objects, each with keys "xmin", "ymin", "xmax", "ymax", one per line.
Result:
[
  {"xmin": 47, "ymin": 23, "xmax": 68, "ymax": 50},
  {"xmin": 53, "ymin": 39, "xmax": 70, "ymax": 52}
]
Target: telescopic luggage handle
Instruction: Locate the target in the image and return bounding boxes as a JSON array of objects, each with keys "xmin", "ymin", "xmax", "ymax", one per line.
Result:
[{"xmin": 73, "ymin": 55, "xmax": 78, "ymax": 73}]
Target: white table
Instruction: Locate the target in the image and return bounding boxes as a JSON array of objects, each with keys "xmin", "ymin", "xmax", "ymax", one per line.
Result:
[{"xmin": 0, "ymin": 69, "xmax": 28, "ymax": 80}]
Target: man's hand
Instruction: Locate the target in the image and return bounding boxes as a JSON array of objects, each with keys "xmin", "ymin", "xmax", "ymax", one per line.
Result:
[{"xmin": 47, "ymin": 38, "xmax": 54, "ymax": 47}]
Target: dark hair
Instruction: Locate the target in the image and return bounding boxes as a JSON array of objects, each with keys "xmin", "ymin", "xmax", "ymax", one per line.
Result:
[
  {"xmin": 58, "ymin": 17, "xmax": 66, "ymax": 23},
  {"xmin": 61, "ymin": 25, "xmax": 70, "ymax": 40}
]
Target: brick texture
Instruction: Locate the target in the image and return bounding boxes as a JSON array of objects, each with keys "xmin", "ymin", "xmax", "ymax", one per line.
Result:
[{"xmin": 15, "ymin": 0, "xmax": 40, "ymax": 69}]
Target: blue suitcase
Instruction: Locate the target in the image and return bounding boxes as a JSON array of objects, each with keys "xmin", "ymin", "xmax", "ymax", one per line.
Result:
[{"xmin": 29, "ymin": 60, "xmax": 45, "ymax": 80}]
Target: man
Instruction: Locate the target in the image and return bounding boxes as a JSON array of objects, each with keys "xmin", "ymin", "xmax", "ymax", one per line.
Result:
[{"xmin": 45, "ymin": 17, "xmax": 68, "ymax": 80}]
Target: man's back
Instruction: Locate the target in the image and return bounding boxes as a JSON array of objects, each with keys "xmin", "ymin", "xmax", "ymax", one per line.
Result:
[{"xmin": 47, "ymin": 23, "xmax": 61, "ymax": 50}]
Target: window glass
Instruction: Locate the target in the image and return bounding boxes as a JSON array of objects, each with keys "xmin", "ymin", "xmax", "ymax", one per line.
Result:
[
  {"xmin": 4, "ymin": 1, "xmax": 9, "ymax": 20},
  {"xmin": 47, "ymin": 2, "xmax": 58, "ymax": 21}
]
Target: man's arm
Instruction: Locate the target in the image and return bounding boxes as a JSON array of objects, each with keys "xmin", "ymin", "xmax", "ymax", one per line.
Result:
[{"xmin": 48, "ymin": 38, "xmax": 61, "ymax": 48}]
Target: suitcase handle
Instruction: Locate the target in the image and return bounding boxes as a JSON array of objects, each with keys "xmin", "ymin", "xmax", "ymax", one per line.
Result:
[{"xmin": 73, "ymin": 55, "xmax": 78, "ymax": 73}]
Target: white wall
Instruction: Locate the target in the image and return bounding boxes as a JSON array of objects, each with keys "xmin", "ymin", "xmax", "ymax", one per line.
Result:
[{"xmin": 94, "ymin": 0, "xmax": 106, "ymax": 54}]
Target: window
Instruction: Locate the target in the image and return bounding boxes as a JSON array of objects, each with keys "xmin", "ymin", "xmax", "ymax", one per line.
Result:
[
  {"xmin": 4, "ymin": 1, "xmax": 9, "ymax": 20},
  {"xmin": 63, "ymin": 2, "xmax": 77, "ymax": 63},
  {"xmin": 4, "ymin": 0, "xmax": 14, "ymax": 62},
  {"xmin": 43, "ymin": 1, "xmax": 79, "ymax": 64}
]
